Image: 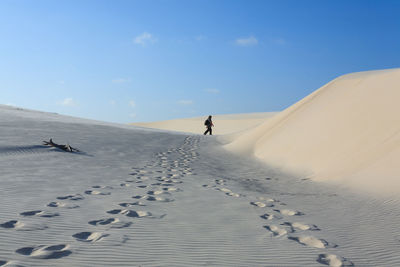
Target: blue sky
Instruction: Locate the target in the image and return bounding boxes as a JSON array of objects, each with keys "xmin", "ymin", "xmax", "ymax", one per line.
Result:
[{"xmin": 1, "ymin": 0, "xmax": 399, "ymax": 123}]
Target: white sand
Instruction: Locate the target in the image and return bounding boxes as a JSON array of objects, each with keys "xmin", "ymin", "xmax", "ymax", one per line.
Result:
[
  {"xmin": 132, "ymin": 112, "xmax": 277, "ymax": 135},
  {"xmin": 1, "ymin": 104, "xmax": 400, "ymax": 266},
  {"xmin": 225, "ymin": 68, "xmax": 400, "ymax": 195}
]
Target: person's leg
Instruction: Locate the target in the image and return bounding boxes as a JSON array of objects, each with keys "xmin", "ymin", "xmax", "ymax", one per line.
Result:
[
  {"xmin": 204, "ymin": 128, "xmax": 209, "ymax": 135},
  {"xmin": 209, "ymin": 127, "xmax": 212, "ymax": 135}
]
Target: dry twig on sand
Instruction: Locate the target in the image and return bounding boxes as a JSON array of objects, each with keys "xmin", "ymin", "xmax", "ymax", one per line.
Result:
[{"xmin": 43, "ymin": 138, "xmax": 80, "ymax": 152}]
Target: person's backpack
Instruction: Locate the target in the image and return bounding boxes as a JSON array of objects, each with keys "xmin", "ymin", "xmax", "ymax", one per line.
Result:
[{"xmin": 204, "ymin": 119, "xmax": 210, "ymax": 126}]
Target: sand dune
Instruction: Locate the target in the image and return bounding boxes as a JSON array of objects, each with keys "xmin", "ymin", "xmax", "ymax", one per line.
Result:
[
  {"xmin": 1, "ymin": 105, "xmax": 400, "ymax": 266},
  {"xmin": 132, "ymin": 112, "xmax": 277, "ymax": 135},
  {"xmin": 225, "ymin": 68, "xmax": 400, "ymax": 194}
]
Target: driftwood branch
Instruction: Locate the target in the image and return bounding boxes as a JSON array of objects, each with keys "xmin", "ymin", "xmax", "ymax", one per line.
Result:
[{"xmin": 43, "ymin": 138, "xmax": 80, "ymax": 152}]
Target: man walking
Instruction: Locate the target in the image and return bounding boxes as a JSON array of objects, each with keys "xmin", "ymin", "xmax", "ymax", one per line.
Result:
[{"xmin": 204, "ymin": 115, "xmax": 214, "ymax": 135}]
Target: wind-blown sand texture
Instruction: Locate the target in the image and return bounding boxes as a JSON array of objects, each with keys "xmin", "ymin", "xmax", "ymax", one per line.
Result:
[
  {"xmin": 1, "ymin": 101, "xmax": 400, "ymax": 266},
  {"xmin": 132, "ymin": 112, "xmax": 277, "ymax": 135},
  {"xmin": 0, "ymin": 106, "xmax": 400, "ymax": 266},
  {"xmin": 225, "ymin": 68, "xmax": 400, "ymax": 195}
]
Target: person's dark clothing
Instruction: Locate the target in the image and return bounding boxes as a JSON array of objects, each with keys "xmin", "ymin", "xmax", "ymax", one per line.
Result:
[
  {"xmin": 204, "ymin": 117, "xmax": 213, "ymax": 135},
  {"xmin": 204, "ymin": 126, "xmax": 212, "ymax": 135}
]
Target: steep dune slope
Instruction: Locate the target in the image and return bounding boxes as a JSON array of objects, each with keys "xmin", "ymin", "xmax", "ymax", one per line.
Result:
[{"xmin": 225, "ymin": 68, "xmax": 400, "ymax": 194}]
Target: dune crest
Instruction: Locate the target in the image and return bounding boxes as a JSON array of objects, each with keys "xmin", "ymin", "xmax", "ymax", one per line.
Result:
[{"xmin": 225, "ymin": 68, "xmax": 400, "ymax": 194}]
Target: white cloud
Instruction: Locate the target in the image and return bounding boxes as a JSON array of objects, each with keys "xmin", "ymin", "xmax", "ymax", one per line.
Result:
[
  {"xmin": 110, "ymin": 100, "xmax": 116, "ymax": 105},
  {"xmin": 112, "ymin": 78, "xmax": 131, "ymax": 83},
  {"xmin": 5, "ymin": 103, "xmax": 16, "ymax": 106},
  {"xmin": 133, "ymin": 32, "xmax": 157, "ymax": 46},
  {"xmin": 178, "ymin": 100, "xmax": 193, "ymax": 105},
  {"xmin": 59, "ymin": 98, "xmax": 77, "ymax": 107},
  {"xmin": 235, "ymin": 36, "xmax": 258, "ymax": 46},
  {"xmin": 129, "ymin": 100, "xmax": 136, "ymax": 107},
  {"xmin": 129, "ymin": 113, "xmax": 137, "ymax": 118},
  {"xmin": 205, "ymin": 88, "xmax": 220, "ymax": 94}
]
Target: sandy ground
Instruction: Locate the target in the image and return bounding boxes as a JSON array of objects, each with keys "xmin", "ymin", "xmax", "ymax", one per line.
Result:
[
  {"xmin": 132, "ymin": 112, "xmax": 277, "ymax": 135},
  {"xmin": 1, "ymin": 104, "xmax": 400, "ymax": 266},
  {"xmin": 134, "ymin": 69, "xmax": 400, "ymax": 196}
]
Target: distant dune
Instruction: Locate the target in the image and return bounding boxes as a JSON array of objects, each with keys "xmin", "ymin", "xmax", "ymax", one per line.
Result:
[
  {"xmin": 225, "ymin": 68, "xmax": 400, "ymax": 194},
  {"xmin": 132, "ymin": 112, "xmax": 277, "ymax": 135}
]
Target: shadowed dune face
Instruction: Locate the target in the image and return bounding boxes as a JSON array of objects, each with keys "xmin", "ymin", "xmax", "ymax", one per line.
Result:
[{"xmin": 225, "ymin": 68, "xmax": 400, "ymax": 194}]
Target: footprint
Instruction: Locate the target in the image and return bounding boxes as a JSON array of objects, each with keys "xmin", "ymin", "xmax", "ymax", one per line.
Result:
[
  {"xmin": 258, "ymin": 197, "xmax": 277, "ymax": 203},
  {"xmin": 120, "ymin": 183, "xmax": 131, "ymax": 187},
  {"xmin": 274, "ymin": 209, "xmax": 304, "ymax": 216},
  {"xmin": 282, "ymin": 222, "xmax": 319, "ymax": 231},
  {"xmin": 57, "ymin": 194, "xmax": 84, "ymax": 201},
  {"xmin": 144, "ymin": 196, "xmax": 174, "ymax": 202},
  {"xmin": 19, "ymin": 210, "xmax": 42, "ymax": 216},
  {"xmin": 84, "ymin": 190, "xmax": 111, "ymax": 196},
  {"xmin": 47, "ymin": 202, "xmax": 79, "ymax": 209},
  {"xmin": 137, "ymin": 185, "xmax": 148, "ymax": 188},
  {"xmin": 39, "ymin": 212, "xmax": 60, "ymax": 218},
  {"xmin": 107, "ymin": 209, "xmax": 124, "ymax": 214},
  {"xmin": 92, "ymin": 185, "xmax": 113, "ymax": 189},
  {"xmin": 20, "ymin": 211, "xmax": 59, "ymax": 218},
  {"xmin": 73, "ymin": 232, "xmax": 108, "ymax": 242},
  {"xmin": 120, "ymin": 202, "xmax": 146, "ymax": 207},
  {"xmin": 250, "ymin": 201, "xmax": 274, "ymax": 208},
  {"xmin": 13, "ymin": 222, "xmax": 48, "ymax": 231},
  {"xmin": 160, "ymin": 179, "xmax": 182, "ymax": 184},
  {"xmin": 264, "ymin": 225, "xmax": 288, "ymax": 237},
  {"xmin": 226, "ymin": 192, "xmax": 240, "ymax": 197},
  {"xmin": 163, "ymin": 187, "xmax": 180, "ymax": 192},
  {"xmin": 124, "ymin": 210, "xmax": 153, "ymax": 218},
  {"xmin": 260, "ymin": 213, "xmax": 282, "ymax": 220},
  {"xmin": 147, "ymin": 190, "xmax": 164, "ymax": 195},
  {"xmin": 15, "ymin": 244, "xmax": 72, "ymax": 259},
  {"xmin": 88, "ymin": 218, "xmax": 120, "ymax": 226},
  {"xmin": 106, "ymin": 209, "xmax": 152, "ymax": 218},
  {"xmin": 88, "ymin": 218, "xmax": 132, "ymax": 229},
  {"xmin": 217, "ymin": 188, "xmax": 232, "ymax": 193},
  {"xmin": 317, "ymin": 254, "xmax": 354, "ymax": 267},
  {"xmin": 110, "ymin": 222, "xmax": 133, "ymax": 229},
  {"xmin": 0, "ymin": 220, "xmax": 24, "ymax": 229},
  {"xmin": 288, "ymin": 235, "xmax": 337, "ymax": 249}
]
